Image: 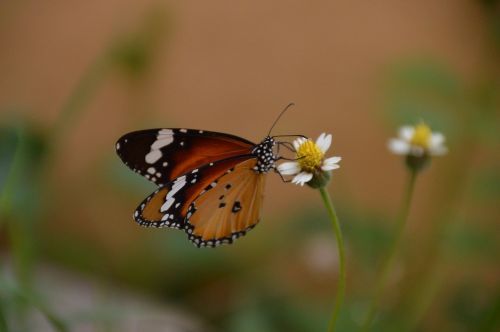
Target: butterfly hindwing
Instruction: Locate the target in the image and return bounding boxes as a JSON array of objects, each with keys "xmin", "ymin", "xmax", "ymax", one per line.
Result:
[
  {"xmin": 134, "ymin": 155, "xmax": 254, "ymax": 229},
  {"xmin": 116, "ymin": 129, "xmax": 255, "ymax": 185},
  {"xmin": 185, "ymin": 159, "xmax": 266, "ymax": 247}
]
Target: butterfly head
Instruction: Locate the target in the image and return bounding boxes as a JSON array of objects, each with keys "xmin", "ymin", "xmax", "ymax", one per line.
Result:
[{"xmin": 252, "ymin": 136, "xmax": 277, "ymax": 174}]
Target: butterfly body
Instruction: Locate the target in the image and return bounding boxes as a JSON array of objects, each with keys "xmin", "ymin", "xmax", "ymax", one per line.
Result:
[
  {"xmin": 116, "ymin": 128, "xmax": 279, "ymax": 247},
  {"xmin": 252, "ymin": 136, "xmax": 277, "ymax": 173}
]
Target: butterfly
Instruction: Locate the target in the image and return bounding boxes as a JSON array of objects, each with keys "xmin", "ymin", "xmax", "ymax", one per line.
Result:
[{"xmin": 116, "ymin": 105, "xmax": 299, "ymax": 248}]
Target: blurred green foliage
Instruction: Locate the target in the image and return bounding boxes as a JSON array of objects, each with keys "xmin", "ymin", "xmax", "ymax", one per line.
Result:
[{"xmin": 109, "ymin": 8, "xmax": 171, "ymax": 79}]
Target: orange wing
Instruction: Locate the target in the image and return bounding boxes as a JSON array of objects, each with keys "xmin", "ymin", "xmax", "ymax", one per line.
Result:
[
  {"xmin": 184, "ymin": 159, "xmax": 266, "ymax": 247},
  {"xmin": 134, "ymin": 156, "xmax": 253, "ymax": 229}
]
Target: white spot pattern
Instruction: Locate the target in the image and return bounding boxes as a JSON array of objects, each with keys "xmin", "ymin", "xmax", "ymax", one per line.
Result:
[
  {"xmin": 160, "ymin": 175, "xmax": 186, "ymax": 212},
  {"xmin": 145, "ymin": 150, "xmax": 162, "ymax": 164},
  {"xmin": 145, "ymin": 129, "xmax": 174, "ymax": 164}
]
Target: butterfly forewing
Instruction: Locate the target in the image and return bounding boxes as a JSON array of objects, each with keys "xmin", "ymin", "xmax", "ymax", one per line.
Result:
[
  {"xmin": 185, "ymin": 159, "xmax": 266, "ymax": 247},
  {"xmin": 116, "ymin": 129, "xmax": 255, "ymax": 185},
  {"xmin": 134, "ymin": 155, "xmax": 254, "ymax": 228}
]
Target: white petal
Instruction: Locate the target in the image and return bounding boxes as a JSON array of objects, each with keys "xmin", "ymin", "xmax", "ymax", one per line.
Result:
[
  {"xmin": 429, "ymin": 133, "xmax": 445, "ymax": 148},
  {"xmin": 322, "ymin": 163, "xmax": 340, "ymax": 171},
  {"xmin": 292, "ymin": 138, "xmax": 301, "ymax": 150},
  {"xmin": 293, "ymin": 137, "xmax": 307, "ymax": 150},
  {"xmin": 324, "ymin": 156, "xmax": 341, "ymax": 165},
  {"xmin": 399, "ymin": 126, "xmax": 414, "ymax": 141},
  {"xmin": 277, "ymin": 161, "xmax": 300, "ymax": 175},
  {"xmin": 429, "ymin": 145, "xmax": 448, "ymax": 156},
  {"xmin": 388, "ymin": 139, "xmax": 410, "ymax": 155},
  {"xmin": 291, "ymin": 172, "xmax": 313, "ymax": 186},
  {"xmin": 322, "ymin": 156, "xmax": 341, "ymax": 170},
  {"xmin": 316, "ymin": 133, "xmax": 332, "ymax": 153}
]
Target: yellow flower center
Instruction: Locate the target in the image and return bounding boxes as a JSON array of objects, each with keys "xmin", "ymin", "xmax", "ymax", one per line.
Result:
[
  {"xmin": 410, "ymin": 123, "xmax": 432, "ymax": 148},
  {"xmin": 296, "ymin": 140, "xmax": 324, "ymax": 173}
]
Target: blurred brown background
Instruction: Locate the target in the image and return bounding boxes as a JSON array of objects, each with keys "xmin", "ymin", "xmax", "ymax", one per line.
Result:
[{"xmin": 1, "ymin": 1, "xmax": 499, "ymax": 331}]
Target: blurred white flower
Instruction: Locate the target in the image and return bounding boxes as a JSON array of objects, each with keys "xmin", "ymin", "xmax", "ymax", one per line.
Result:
[
  {"xmin": 278, "ymin": 133, "xmax": 341, "ymax": 186},
  {"xmin": 388, "ymin": 122, "xmax": 447, "ymax": 157}
]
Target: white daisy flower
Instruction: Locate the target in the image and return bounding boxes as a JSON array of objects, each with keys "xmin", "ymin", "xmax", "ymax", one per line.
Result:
[
  {"xmin": 388, "ymin": 122, "xmax": 447, "ymax": 157},
  {"xmin": 278, "ymin": 133, "xmax": 341, "ymax": 186}
]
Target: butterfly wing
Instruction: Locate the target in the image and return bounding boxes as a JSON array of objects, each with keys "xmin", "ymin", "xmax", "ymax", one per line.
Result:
[
  {"xmin": 184, "ymin": 158, "xmax": 266, "ymax": 247},
  {"xmin": 116, "ymin": 129, "xmax": 255, "ymax": 185},
  {"xmin": 134, "ymin": 155, "xmax": 254, "ymax": 229}
]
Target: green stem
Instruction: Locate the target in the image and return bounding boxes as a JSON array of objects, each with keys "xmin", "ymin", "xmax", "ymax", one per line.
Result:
[
  {"xmin": 361, "ymin": 170, "xmax": 417, "ymax": 331},
  {"xmin": 0, "ymin": 297, "xmax": 8, "ymax": 332},
  {"xmin": 319, "ymin": 187, "xmax": 345, "ymax": 332},
  {"xmin": 0, "ymin": 128, "xmax": 35, "ymax": 288},
  {"xmin": 0, "ymin": 128, "xmax": 26, "ymax": 227}
]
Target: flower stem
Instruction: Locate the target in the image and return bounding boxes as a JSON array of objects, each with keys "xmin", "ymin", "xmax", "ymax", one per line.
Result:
[
  {"xmin": 361, "ymin": 170, "xmax": 418, "ymax": 331},
  {"xmin": 319, "ymin": 187, "xmax": 345, "ymax": 332}
]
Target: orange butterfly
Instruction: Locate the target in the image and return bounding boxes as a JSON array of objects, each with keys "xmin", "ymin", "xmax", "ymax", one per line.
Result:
[{"xmin": 116, "ymin": 106, "xmax": 300, "ymax": 247}]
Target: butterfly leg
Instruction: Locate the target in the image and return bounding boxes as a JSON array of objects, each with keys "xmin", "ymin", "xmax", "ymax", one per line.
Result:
[
  {"xmin": 276, "ymin": 155, "xmax": 305, "ymax": 162},
  {"xmin": 273, "ymin": 168, "xmax": 293, "ymax": 183},
  {"xmin": 272, "ymin": 134, "xmax": 308, "ymax": 139},
  {"xmin": 278, "ymin": 141, "xmax": 296, "ymax": 153}
]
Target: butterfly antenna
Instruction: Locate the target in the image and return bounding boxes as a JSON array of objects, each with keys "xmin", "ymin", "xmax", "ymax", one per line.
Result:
[{"xmin": 268, "ymin": 102, "xmax": 295, "ymax": 136}]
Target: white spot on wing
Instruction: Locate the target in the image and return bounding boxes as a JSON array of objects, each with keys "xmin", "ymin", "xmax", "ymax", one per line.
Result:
[
  {"xmin": 161, "ymin": 176, "xmax": 186, "ymax": 212},
  {"xmin": 116, "ymin": 143, "xmax": 120, "ymax": 150},
  {"xmin": 180, "ymin": 129, "xmax": 187, "ymax": 133},
  {"xmin": 161, "ymin": 198, "xmax": 175, "ymax": 213},
  {"xmin": 147, "ymin": 167, "xmax": 156, "ymax": 174},
  {"xmin": 151, "ymin": 129, "xmax": 174, "ymax": 149},
  {"xmin": 145, "ymin": 129, "xmax": 174, "ymax": 164},
  {"xmin": 152, "ymin": 137, "xmax": 173, "ymax": 149},
  {"xmin": 145, "ymin": 150, "xmax": 162, "ymax": 164}
]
